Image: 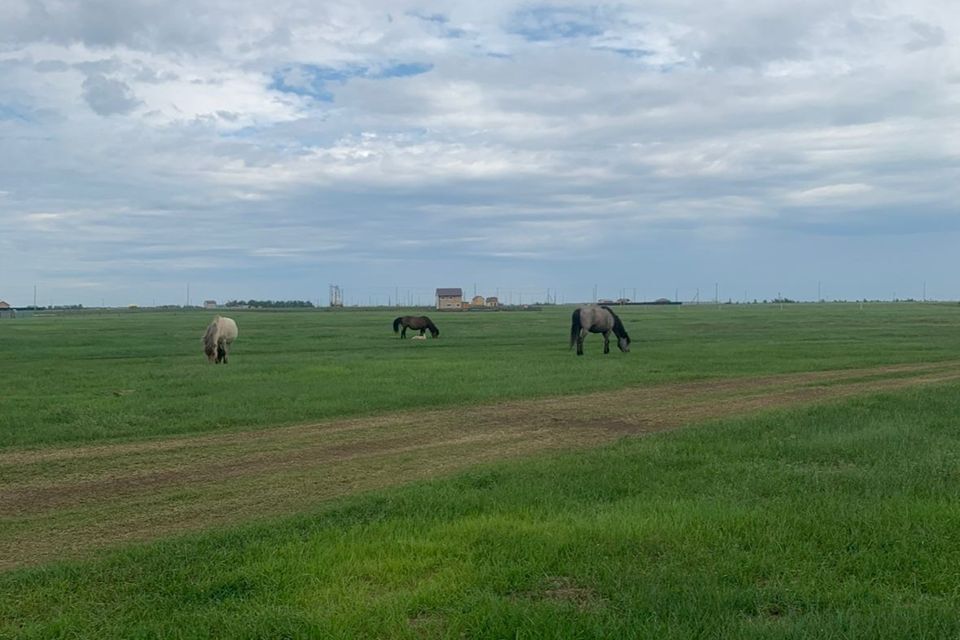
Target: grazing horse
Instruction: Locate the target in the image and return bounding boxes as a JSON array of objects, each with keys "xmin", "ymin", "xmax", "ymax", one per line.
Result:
[
  {"xmin": 203, "ymin": 315, "xmax": 238, "ymax": 364},
  {"xmin": 393, "ymin": 315, "xmax": 439, "ymax": 338},
  {"xmin": 569, "ymin": 305, "xmax": 630, "ymax": 356}
]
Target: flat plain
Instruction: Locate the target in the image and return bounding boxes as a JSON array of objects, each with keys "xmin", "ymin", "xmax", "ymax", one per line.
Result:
[{"xmin": 2, "ymin": 303, "xmax": 960, "ymax": 638}]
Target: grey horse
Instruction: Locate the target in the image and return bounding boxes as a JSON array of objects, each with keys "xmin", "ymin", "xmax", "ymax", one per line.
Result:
[{"xmin": 569, "ymin": 305, "xmax": 630, "ymax": 356}]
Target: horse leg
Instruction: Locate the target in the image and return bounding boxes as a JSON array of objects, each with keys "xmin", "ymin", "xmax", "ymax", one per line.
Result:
[
  {"xmin": 603, "ymin": 331, "xmax": 610, "ymax": 354},
  {"xmin": 576, "ymin": 330, "xmax": 585, "ymax": 356},
  {"xmin": 222, "ymin": 344, "xmax": 229, "ymax": 364},
  {"xmin": 401, "ymin": 326, "xmax": 407, "ymax": 339},
  {"xmin": 419, "ymin": 329, "xmax": 425, "ymax": 336}
]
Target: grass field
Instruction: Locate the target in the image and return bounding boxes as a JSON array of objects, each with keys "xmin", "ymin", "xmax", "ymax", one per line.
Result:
[
  {"xmin": 2, "ymin": 303, "xmax": 959, "ymax": 448},
  {"xmin": 2, "ymin": 304, "xmax": 960, "ymax": 638}
]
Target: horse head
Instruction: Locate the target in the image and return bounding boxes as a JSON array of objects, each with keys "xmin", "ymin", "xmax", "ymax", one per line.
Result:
[
  {"xmin": 203, "ymin": 322, "xmax": 220, "ymax": 362},
  {"xmin": 609, "ymin": 309, "xmax": 630, "ymax": 353}
]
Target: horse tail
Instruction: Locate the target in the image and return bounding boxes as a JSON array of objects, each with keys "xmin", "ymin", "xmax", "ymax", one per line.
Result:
[
  {"xmin": 569, "ymin": 308, "xmax": 582, "ymax": 349},
  {"xmin": 392, "ymin": 317, "xmax": 402, "ymax": 333}
]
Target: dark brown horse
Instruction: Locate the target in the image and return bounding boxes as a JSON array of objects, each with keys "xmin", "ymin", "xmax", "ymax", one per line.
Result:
[
  {"xmin": 569, "ymin": 305, "xmax": 630, "ymax": 356},
  {"xmin": 393, "ymin": 315, "xmax": 439, "ymax": 338}
]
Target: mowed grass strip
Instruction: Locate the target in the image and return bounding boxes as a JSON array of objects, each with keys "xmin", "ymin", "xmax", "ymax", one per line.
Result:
[
  {"xmin": 3, "ymin": 361, "xmax": 960, "ymax": 571},
  {"xmin": 2, "ymin": 303, "xmax": 960, "ymax": 448},
  {"xmin": 3, "ymin": 384, "xmax": 960, "ymax": 639}
]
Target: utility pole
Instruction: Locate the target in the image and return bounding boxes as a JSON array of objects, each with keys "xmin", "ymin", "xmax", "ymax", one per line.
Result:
[
  {"xmin": 328, "ymin": 284, "xmax": 343, "ymax": 307},
  {"xmin": 818, "ymin": 281, "xmax": 821, "ymax": 302}
]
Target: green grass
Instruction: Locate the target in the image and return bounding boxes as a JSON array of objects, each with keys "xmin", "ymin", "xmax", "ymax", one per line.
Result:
[
  {"xmin": 4, "ymin": 303, "xmax": 960, "ymax": 637},
  {"xmin": 2, "ymin": 303, "xmax": 959, "ymax": 448},
  {"xmin": 3, "ymin": 383, "xmax": 960, "ymax": 638}
]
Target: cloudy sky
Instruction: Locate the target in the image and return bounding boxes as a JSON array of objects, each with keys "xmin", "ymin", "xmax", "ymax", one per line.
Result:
[{"xmin": 1, "ymin": 1, "xmax": 958, "ymax": 306}]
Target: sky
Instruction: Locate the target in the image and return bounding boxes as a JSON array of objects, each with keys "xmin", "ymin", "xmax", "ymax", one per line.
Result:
[{"xmin": 0, "ymin": 0, "xmax": 958, "ymax": 307}]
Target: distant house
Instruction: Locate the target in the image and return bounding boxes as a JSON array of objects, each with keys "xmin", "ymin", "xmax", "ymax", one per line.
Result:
[
  {"xmin": 204, "ymin": 300, "xmax": 217, "ymax": 309},
  {"xmin": 436, "ymin": 288, "xmax": 463, "ymax": 310},
  {"xmin": 471, "ymin": 295, "xmax": 485, "ymax": 307},
  {"xmin": 485, "ymin": 296, "xmax": 499, "ymax": 308},
  {"xmin": 0, "ymin": 301, "xmax": 14, "ymax": 319}
]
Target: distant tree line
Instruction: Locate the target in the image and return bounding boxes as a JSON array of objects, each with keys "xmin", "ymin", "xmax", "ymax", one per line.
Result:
[{"xmin": 224, "ymin": 299, "xmax": 315, "ymax": 308}]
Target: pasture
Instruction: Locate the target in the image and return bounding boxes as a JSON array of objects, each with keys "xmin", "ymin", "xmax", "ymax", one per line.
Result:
[
  {"xmin": 2, "ymin": 303, "xmax": 960, "ymax": 638},
  {"xmin": 2, "ymin": 303, "xmax": 958, "ymax": 448}
]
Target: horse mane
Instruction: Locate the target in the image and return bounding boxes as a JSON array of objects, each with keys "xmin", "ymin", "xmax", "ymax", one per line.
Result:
[
  {"xmin": 600, "ymin": 305, "xmax": 630, "ymax": 342},
  {"xmin": 203, "ymin": 317, "xmax": 220, "ymax": 359}
]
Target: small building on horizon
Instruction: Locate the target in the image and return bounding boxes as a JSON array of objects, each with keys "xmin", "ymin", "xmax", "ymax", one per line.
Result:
[
  {"xmin": 436, "ymin": 288, "xmax": 463, "ymax": 310},
  {"xmin": 485, "ymin": 296, "xmax": 499, "ymax": 308},
  {"xmin": 0, "ymin": 301, "xmax": 14, "ymax": 319},
  {"xmin": 204, "ymin": 300, "xmax": 218, "ymax": 309},
  {"xmin": 471, "ymin": 295, "xmax": 485, "ymax": 307}
]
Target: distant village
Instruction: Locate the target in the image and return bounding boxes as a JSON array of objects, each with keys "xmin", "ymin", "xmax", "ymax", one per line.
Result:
[
  {"xmin": 6, "ymin": 289, "xmax": 927, "ymax": 317},
  {"xmin": 434, "ymin": 288, "xmax": 499, "ymax": 310}
]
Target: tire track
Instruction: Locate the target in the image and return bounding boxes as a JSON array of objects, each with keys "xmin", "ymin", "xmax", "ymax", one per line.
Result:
[{"xmin": 2, "ymin": 361, "xmax": 959, "ymax": 570}]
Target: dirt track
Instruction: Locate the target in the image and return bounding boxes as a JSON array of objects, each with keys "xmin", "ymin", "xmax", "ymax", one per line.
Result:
[{"xmin": 3, "ymin": 361, "xmax": 960, "ymax": 570}]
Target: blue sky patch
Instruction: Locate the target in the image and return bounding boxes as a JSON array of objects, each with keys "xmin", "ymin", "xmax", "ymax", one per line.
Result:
[
  {"xmin": 375, "ymin": 62, "xmax": 434, "ymax": 78},
  {"xmin": 270, "ymin": 62, "xmax": 432, "ymax": 101},
  {"xmin": 407, "ymin": 11, "xmax": 467, "ymax": 38},
  {"xmin": 0, "ymin": 103, "xmax": 33, "ymax": 122},
  {"xmin": 408, "ymin": 11, "xmax": 448, "ymax": 24},
  {"xmin": 600, "ymin": 46, "xmax": 655, "ymax": 59},
  {"xmin": 508, "ymin": 6, "xmax": 605, "ymax": 42}
]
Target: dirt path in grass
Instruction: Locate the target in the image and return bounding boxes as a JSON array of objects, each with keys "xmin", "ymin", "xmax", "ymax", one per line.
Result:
[{"xmin": 3, "ymin": 361, "xmax": 960, "ymax": 571}]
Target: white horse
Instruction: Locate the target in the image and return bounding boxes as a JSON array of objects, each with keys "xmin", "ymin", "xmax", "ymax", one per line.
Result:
[{"xmin": 203, "ymin": 316, "xmax": 238, "ymax": 364}]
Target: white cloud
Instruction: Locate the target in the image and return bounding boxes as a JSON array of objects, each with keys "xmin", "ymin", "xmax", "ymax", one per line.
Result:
[
  {"xmin": 1, "ymin": 0, "xmax": 959, "ymax": 304},
  {"xmin": 788, "ymin": 183, "xmax": 874, "ymax": 203}
]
